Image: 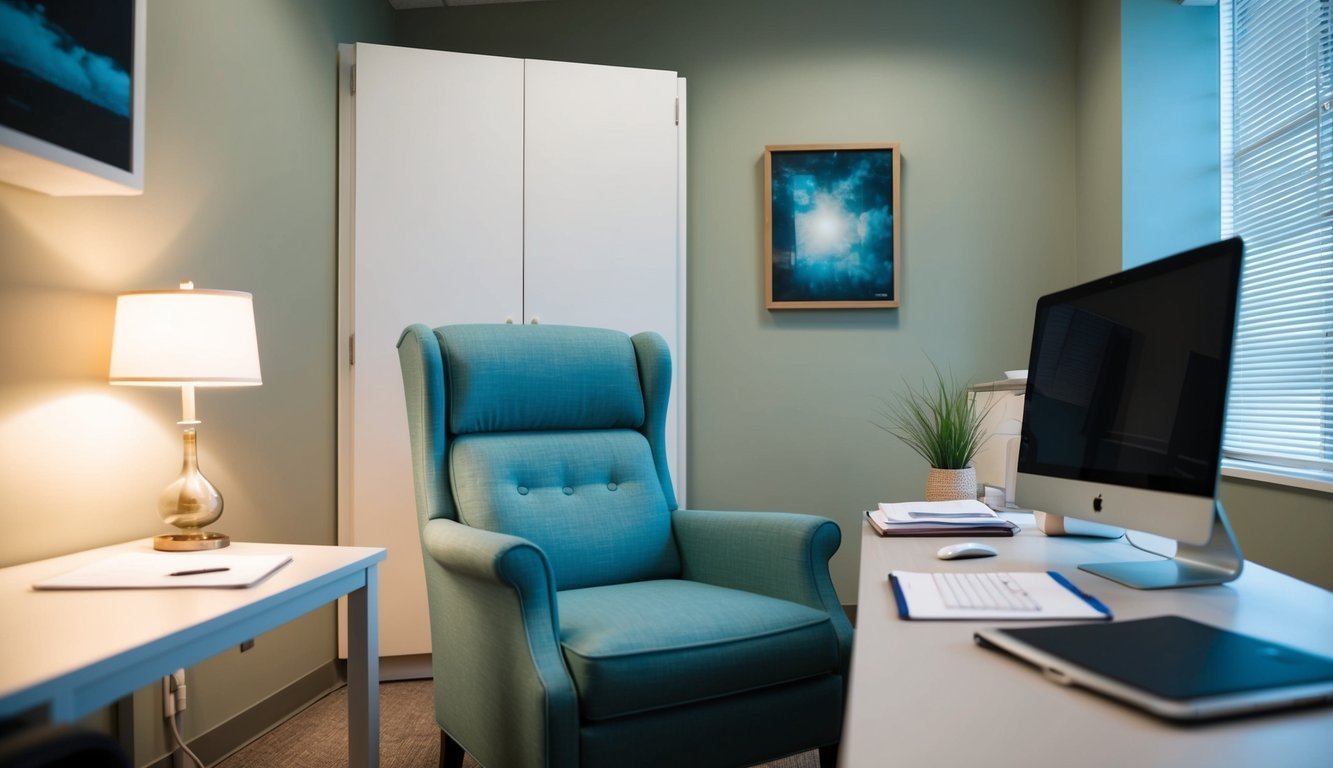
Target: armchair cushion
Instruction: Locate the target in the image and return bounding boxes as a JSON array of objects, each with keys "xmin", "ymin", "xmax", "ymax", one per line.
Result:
[
  {"xmin": 451, "ymin": 430, "xmax": 679, "ymax": 590},
  {"xmin": 557, "ymin": 579, "xmax": 841, "ymax": 721}
]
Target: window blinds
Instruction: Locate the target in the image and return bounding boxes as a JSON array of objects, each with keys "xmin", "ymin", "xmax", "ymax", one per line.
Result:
[{"xmin": 1220, "ymin": 0, "xmax": 1333, "ymax": 484}]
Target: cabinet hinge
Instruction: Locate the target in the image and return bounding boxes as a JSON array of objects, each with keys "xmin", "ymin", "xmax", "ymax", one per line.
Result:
[
  {"xmin": 674, "ymin": 97, "xmax": 679, "ymax": 125},
  {"xmin": 350, "ymin": 64, "xmax": 356, "ymax": 95},
  {"xmin": 349, "ymin": 334, "xmax": 355, "ymax": 366}
]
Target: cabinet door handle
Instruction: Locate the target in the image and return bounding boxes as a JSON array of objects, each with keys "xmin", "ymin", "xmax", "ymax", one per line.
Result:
[
  {"xmin": 505, "ymin": 317, "xmax": 514, "ymax": 324},
  {"xmin": 529, "ymin": 316, "xmax": 540, "ymax": 325}
]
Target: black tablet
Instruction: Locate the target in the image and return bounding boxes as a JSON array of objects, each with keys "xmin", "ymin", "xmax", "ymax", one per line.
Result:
[{"xmin": 975, "ymin": 615, "xmax": 1333, "ymax": 720}]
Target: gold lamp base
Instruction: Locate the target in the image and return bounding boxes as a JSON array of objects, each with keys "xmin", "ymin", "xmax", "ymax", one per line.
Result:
[
  {"xmin": 155, "ymin": 427, "xmax": 229, "ymax": 552},
  {"xmin": 154, "ymin": 532, "xmax": 231, "ymax": 551}
]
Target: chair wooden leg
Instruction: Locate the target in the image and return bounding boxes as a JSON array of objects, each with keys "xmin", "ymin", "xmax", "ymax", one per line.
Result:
[
  {"xmin": 818, "ymin": 742, "xmax": 839, "ymax": 768},
  {"xmin": 440, "ymin": 729, "xmax": 464, "ymax": 768}
]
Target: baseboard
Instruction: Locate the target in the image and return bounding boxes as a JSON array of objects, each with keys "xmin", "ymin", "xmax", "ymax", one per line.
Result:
[{"xmin": 145, "ymin": 662, "xmax": 342, "ymax": 768}]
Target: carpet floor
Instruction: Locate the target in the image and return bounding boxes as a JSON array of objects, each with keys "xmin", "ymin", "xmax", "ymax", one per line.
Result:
[{"xmin": 216, "ymin": 680, "xmax": 819, "ymax": 768}]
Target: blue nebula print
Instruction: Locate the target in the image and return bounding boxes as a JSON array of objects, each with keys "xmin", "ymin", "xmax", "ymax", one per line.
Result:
[
  {"xmin": 0, "ymin": 0, "xmax": 135, "ymax": 170},
  {"xmin": 770, "ymin": 148, "xmax": 895, "ymax": 303}
]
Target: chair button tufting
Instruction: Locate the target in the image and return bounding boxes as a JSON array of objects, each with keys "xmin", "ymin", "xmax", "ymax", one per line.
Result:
[
  {"xmin": 517, "ymin": 486, "xmax": 529, "ymax": 495},
  {"xmin": 607, "ymin": 482, "xmax": 618, "ymax": 491},
  {"xmin": 562, "ymin": 486, "xmax": 574, "ymax": 495}
]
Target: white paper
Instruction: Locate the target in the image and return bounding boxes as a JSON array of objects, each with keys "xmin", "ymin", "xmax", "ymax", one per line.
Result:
[
  {"xmin": 876, "ymin": 499, "xmax": 1009, "ymax": 527},
  {"xmin": 34, "ymin": 553, "xmax": 293, "ymax": 590}
]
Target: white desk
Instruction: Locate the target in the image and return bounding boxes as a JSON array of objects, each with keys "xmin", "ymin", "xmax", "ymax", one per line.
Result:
[
  {"xmin": 0, "ymin": 539, "xmax": 386, "ymax": 768},
  {"xmin": 841, "ymin": 514, "xmax": 1333, "ymax": 768}
]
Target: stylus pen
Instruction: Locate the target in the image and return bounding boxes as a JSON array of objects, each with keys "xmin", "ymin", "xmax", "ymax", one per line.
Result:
[{"xmin": 168, "ymin": 567, "xmax": 230, "ymax": 577}]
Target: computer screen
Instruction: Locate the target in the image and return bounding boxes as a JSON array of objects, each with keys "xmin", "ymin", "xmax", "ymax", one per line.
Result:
[{"xmin": 1015, "ymin": 238, "xmax": 1244, "ymax": 587}]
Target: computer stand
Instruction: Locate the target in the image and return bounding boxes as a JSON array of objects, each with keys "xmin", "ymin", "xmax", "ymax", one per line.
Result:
[{"xmin": 1079, "ymin": 500, "xmax": 1244, "ymax": 589}]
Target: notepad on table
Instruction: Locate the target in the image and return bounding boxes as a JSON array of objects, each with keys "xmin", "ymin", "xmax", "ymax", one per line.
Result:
[
  {"xmin": 34, "ymin": 553, "xmax": 293, "ymax": 590},
  {"xmin": 866, "ymin": 500, "xmax": 1019, "ymax": 537},
  {"xmin": 889, "ymin": 570, "xmax": 1112, "ymax": 621}
]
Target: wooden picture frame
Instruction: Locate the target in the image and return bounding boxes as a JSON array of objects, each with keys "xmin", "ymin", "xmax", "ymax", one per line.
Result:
[{"xmin": 764, "ymin": 142, "xmax": 900, "ymax": 309}]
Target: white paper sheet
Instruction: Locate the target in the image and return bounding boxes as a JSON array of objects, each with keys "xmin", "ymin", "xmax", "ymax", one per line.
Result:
[
  {"xmin": 34, "ymin": 552, "xmax": 293, "ymax": 590},
  {"xmin": 875, "ymin": 499, "xmax": 1012, "ymax": 528}
]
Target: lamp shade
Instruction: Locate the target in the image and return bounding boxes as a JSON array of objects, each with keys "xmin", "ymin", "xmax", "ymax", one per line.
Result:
[{"xmin": 110, "ymin": 287, "xmax": 262, "ymax": 386}]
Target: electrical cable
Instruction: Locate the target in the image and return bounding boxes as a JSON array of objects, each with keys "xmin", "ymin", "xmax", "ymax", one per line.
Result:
[
  {"xmin": 1125, "ymin": 530, "xmax": 1173, "ymax": 558},
  {"xmin": 167, "ymin": 711, "xmax": 205, "ymax": 768}
]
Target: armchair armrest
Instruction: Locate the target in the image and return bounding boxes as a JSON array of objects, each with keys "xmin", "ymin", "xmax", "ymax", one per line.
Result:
[
  {"xmin": 672, "ymin": 509, "xmax": 853, "ymax": 670},
  {"xmin": 419, "ymin": 518, "xmax": 578, "ymax": 767}
]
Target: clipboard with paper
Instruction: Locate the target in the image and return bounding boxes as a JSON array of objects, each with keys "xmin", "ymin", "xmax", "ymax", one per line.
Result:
[{"xmin": 889, "ymin": 570, "xmax": 1112, "ymax": 621}]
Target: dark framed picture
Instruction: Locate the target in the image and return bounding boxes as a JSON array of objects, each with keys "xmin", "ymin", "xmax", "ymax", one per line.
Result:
[
  {"xmin": 764, "ymin": 143, "xmax": 900, "ymax": 309},
  {"xmin": 0, "ymin": 0, "xmax": 145, "ymax": 195}
]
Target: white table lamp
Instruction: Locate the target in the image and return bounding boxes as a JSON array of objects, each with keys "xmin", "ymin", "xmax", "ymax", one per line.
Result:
[{"xmin": 110, "ymin": 281, "xmax": 261, "ymax": 550}]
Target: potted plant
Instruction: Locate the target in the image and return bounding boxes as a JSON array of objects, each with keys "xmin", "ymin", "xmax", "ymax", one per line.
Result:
[{"xmin": 875, "ymin": 364, "xmax": 993, "ymax": 501}]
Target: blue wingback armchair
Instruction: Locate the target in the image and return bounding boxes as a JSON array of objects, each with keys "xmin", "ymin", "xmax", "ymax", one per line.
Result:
[{"xmin": 397, "ymin": 323, "xmax": 852, "ymax": 768}]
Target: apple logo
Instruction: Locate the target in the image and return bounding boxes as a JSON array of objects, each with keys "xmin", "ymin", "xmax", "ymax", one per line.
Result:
[{"xmin": 1093, "ymin": 494, "xmax": 1103, "ymax": 512}]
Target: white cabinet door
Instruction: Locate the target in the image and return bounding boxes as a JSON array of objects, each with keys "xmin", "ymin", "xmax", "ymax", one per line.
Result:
[
  {"xmin": 523, "ymin": 60, "xmax": 684, "ymax": 496},
  {"xmin": 339, "ymin": 44, "xmax": 523, "ymax": 659},
  {"xmin": 339, "ymin": 45, "xmax": 684, "ymax": 663}
]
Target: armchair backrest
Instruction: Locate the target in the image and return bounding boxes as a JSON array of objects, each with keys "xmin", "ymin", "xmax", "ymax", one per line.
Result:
[{"xmin": 398, "ymin": 323, "xmax": 681, "ymax": 590}]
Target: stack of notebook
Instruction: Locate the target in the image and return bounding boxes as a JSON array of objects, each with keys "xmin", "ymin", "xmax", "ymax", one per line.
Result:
[{"xmin": 865, "ymin": 499, "xmax": 1020, "ymax": 537}]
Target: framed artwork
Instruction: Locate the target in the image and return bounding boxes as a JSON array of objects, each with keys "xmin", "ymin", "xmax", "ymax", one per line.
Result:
[
  {"xmin": 764, "ymin": 143, "xmax": 900, "ymax": 309},
  {"xmin": 0, "ymin": 0, "xmax": 146, "ymax": 195}
]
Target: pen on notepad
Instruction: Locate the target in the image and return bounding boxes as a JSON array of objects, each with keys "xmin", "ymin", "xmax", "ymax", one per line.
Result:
[{"xmin": 168, "ymin": 567, "xmax": 230, "ymax": 577}]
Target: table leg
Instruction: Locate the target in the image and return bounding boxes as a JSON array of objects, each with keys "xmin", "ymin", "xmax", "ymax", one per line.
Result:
[{"xmin": 347, "ymin": 564, "xmax": 380, "ymax": 768}]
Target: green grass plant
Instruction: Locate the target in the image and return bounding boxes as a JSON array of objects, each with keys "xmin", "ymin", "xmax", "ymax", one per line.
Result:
[{"xmin": 875, "ymin": 364, "xmax": 994, "ymax": 470}]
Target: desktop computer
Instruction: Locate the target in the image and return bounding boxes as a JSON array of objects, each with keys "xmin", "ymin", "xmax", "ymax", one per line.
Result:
[{"xmin": 1014, "ymin": 238, "xmax": 1245, "ymax": 589}]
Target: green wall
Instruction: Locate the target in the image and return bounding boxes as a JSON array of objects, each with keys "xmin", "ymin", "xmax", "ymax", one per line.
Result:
[
  {"xmin": 1220, "ymin": 480, "xmax": 1333, "ymax": 589},
  {"xmin": 1076, "ymin": 0, "xmax": 1123, "ymax": 282},
  {"xmin": 397, "ymin": 0, "xmax": 1081, "ymax": 600},
  {"xmin": 0, "ymin": 1, "xmax": 393, "ymax": 763}
]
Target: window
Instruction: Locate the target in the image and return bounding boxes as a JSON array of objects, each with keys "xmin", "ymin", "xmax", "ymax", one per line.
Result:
[{"xmin": 1220, "ymin": 0, "xmax": 1333, "ymax": 491}]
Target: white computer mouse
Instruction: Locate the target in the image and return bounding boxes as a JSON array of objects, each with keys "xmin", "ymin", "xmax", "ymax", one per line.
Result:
[{"xmin": 936, "ymin": 542, "xmax": 999, "ymax": 560}]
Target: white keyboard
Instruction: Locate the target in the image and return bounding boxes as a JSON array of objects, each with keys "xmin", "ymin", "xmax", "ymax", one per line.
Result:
[{"xmin": 932, "ymin": 572, "xmax": 1041, "ymax": 611}]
